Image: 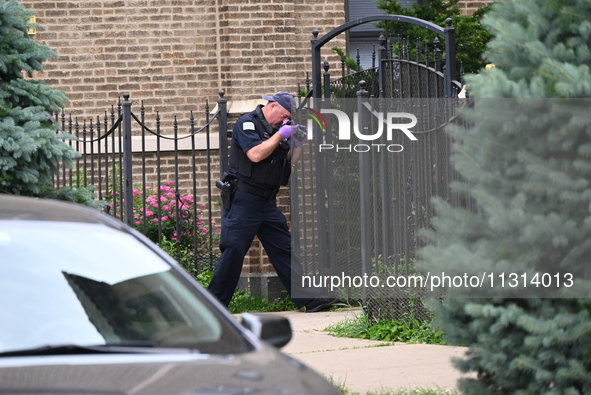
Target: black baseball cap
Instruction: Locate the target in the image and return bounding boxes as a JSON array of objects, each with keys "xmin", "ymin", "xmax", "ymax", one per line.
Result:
[{"xmin": 262, "ymin": 92, "xmax": 295, "ymax": 114}]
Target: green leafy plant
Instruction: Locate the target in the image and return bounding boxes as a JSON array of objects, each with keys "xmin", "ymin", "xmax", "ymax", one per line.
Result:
[
  {"xmin": 375, "ymin": 0, "xmax": 493, "ymax": 75},
  {"xmin": 367, "ymin": 318, "xmax": 445, "ymax": 344},
  {"xmin": 37, "ymin": 184, "xmax": 104, "ymax": 210},
  {"xmin": 157, "ymin": 236, "xmax": 214, "ymax": 286},
  {"xmin": 228, "ymin": 290, "xmax": 298, "ymax": 314},
  {"xmin": 331, "ymin": 46, "xmax": 362, "ymax": 72},
  {"xmin": 324, "ymin": 311, "xmax": 446, "ymax": 345},
  {"xmin": 345, "ymin": 388, "xmax": 460, "ymax": 395}
]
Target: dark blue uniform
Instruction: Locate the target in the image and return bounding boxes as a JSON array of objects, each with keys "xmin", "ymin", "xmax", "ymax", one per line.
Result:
[{"xmin": 208, "ymin": 105, "xmax": 317, "ymax": 308}]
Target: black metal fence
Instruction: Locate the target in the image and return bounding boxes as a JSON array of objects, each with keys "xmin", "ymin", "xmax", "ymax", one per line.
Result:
[
  {"xmin": 293, "ymin": 25, "xmax": 469, "ymax": 323},
  {"xmin": 53, "ymin": 92, "xmax": 230, "ymax": 272},
  {"xmin": 291, "ymin": 101, "xmax": 469, "ymax": 323}
]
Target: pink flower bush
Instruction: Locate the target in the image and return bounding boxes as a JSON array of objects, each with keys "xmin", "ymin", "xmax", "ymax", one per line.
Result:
[{"xmin": 106, "ymin": 181, "xmax": 219, "ymax": 252}]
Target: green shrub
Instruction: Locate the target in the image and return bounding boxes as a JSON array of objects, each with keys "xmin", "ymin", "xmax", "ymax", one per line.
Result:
[
  {"xmin": 157, "ymin": 236, "xmax": 214, "ymax": 285},
  {"xmin": 376, "ymin": 0, "xmax": 493, "ymax": 75},
  {"xmin": 418, "ymin": 0, "xmax": 591, "ymax": 393},
  {"xmin": 324, "ymin": 312, "xmax": 446, "ymax": 344},
  {"xmin": 228, "ymin": 290, "xmax": 299, "ymax": 315},
  {"xmin": 0, "ymin": 0, "xmax": 96, "ymax": 206}
]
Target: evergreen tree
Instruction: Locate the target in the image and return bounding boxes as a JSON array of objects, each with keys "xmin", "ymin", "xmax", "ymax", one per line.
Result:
[
  {"xmin": 418, "ymin": 0, "xmax": 591, "ymax": 393},
  {"xmin": 0, "ymin": 0, "xmax": 94, "ymax": 204},
  {"xmin": 375, "ymin": 0, "xmax": 493, "ymax": 75}
]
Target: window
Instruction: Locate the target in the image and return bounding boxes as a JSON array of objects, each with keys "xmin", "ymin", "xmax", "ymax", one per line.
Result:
[{"xmin": 346, "ymin": 0, "xmax": 419, "ymax": 69}]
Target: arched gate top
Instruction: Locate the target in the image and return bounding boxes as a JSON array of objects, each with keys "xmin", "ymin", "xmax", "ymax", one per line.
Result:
[
  {"xmin": 310, "ymin": 15, "xmax": 457, "ymax": 98},
  {"xmin": 311, "ymin": 15, "xmax": 451, "ymax": 48}
]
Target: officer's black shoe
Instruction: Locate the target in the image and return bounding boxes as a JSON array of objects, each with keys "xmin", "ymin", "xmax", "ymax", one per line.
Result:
[{"xmin": 305, "ymin": 290, "xmax": 339, "ymax": 313}]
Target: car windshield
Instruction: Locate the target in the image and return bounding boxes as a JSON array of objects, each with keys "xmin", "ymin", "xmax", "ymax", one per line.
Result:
[{"xmin": 0, "ymin": 220, "xmax": 249, "ymax": 355}]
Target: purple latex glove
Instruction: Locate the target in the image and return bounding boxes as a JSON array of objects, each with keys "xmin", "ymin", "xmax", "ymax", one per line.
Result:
[
  {"xmin": 292, "ymin": 125, "xmax": 308, "ymax": 147},
  {"xmin": 278, "ymin": 124, "xmax": 295, "ymax": 139}
]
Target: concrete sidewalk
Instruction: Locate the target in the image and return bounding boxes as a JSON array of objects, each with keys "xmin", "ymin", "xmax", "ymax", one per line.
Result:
[{"xmin": 274, "ymin": 309, "xmax": 471, "ymax": 394}]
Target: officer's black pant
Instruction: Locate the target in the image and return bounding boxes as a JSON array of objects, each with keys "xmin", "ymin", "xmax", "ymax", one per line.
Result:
[{"xmin": 208, "ymin": 189, "xmax": 317, "ymax": 308}]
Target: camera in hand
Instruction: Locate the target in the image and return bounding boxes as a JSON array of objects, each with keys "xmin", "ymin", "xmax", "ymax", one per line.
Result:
[{"xmin": 293, "ymin": 125, "xmax": 307, "ymax": 141}]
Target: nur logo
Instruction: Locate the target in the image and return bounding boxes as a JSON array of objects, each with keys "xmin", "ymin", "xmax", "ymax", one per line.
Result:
[{"xmin": 300, "ymin": 104, "xmax": 418, "ymax": 153}]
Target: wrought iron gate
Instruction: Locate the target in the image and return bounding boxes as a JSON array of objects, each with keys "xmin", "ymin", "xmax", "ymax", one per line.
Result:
[{"xmin": 291, "ymin": 16, "xmax": 465, "ymax": 323}]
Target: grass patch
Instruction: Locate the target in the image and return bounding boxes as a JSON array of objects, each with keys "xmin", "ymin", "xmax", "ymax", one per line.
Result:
[
  {"xmin": 323, "ymin": 311, "xmax": 446, "ymax": 345},
  {"xmin": 343, "ymin": 388, "xmax": 460, "ymax": 395},
  {"xmin": 331, "ymin": 377, "xmax": 459, "ymax": 395},
  {"xmin": 228, "ymin": 289, "xmax": 299, "ymax": 314}
]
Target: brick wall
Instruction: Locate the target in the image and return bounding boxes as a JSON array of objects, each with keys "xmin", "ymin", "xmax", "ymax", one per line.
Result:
[
  {"xmin": 23, "ymin": 0, "xmax": 346, "ymax": 118},
  {"xmin": 456, "ymin": 0, "xmax": 495, "ymax": 15}
]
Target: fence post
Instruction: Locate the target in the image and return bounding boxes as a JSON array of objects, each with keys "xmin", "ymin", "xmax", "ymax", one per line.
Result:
[
  {"xmin": 378, "ymin": 34, "xmax": 387, "ymax": 98},
  {"xmin": 443, "ymin": 18, "xmax": 456, "ymax": 98},
  {"xmin": 323, "ymin": 60, "xmax": 331, "ymax": 100},
  {"xmin": 217, "ymin": 90, "xmax": 228, "ymax": 178},
  {"xmin": 311, "ymin": 30, "xmax": 322, "ymax": 100},
  {"xmin": 121, "ymin": 93, "xmax": 134, "ymax": 227},
  {"xmin": 357, "ymin": 81, "xmax": 371, "ymax": 304}
]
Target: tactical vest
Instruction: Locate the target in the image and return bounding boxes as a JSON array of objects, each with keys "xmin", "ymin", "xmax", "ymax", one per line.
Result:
[{"xmin": 229, "ymin": 110, "xmax": 291, "ymax": 189}]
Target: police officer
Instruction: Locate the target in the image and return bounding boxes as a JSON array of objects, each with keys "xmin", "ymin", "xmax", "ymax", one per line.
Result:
[{"xmin": 208, "ymin": 91, "xmax": 338, "ymax": 312}]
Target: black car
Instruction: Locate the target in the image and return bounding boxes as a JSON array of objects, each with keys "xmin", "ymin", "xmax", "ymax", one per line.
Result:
[{"xmin": 0, "ymin": 195, "xmax": 341, "ymax": 395}]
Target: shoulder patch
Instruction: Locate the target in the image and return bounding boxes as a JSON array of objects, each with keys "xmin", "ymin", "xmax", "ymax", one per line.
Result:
[{"xmin": 242, "ymin": 122, "xmax": 255, "ymax": 131}]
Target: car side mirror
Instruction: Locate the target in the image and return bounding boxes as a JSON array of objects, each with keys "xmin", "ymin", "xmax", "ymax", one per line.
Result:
[{"xmin": 240, "ymin": 313, "xmax": 292, "ymax": 348}]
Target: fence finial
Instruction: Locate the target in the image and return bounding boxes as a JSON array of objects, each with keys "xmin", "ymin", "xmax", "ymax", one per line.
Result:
[
  {"xmin": 123, "ymin": 93, "xmax": 130, "ymax": 102},
  {"xmin": 358, "ymin": 80, "xmax": 367, "ymax": 93},
  {"xmin": 433, "ymin": 37, "xmax": 441, "ymax": 71},
  {"xmin": 378, "ymin": 34, "xmax": 386, "ymax": 48}
]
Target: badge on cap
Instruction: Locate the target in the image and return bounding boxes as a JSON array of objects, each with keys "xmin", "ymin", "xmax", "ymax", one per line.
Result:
[{"xmin": 243, "ymin": 122, "xmax": 255, "ymax": 130}]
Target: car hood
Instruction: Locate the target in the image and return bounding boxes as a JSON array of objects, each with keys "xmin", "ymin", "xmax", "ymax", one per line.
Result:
[{"xmin": 0, "ymin": 347, "xmax": 340, "ymax": 395}]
